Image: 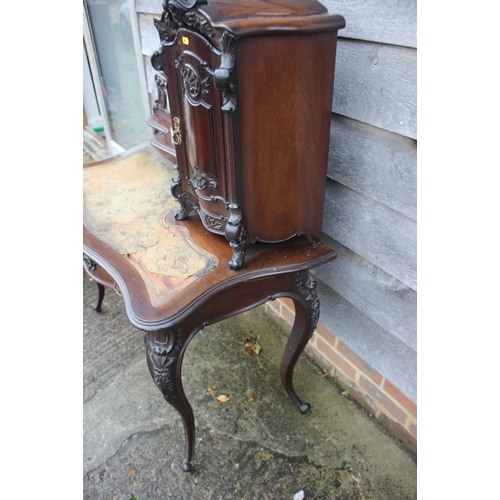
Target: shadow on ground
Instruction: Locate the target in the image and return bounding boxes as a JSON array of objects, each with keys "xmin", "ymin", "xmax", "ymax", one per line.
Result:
[{"xmin": 83, "ymin": 269, "xmax": 416, "ymax": 500}]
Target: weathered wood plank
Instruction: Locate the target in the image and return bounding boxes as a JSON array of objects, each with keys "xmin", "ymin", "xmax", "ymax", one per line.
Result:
[
  {"xmin": 144, "ymin": 55, "xmax": 156, "ymax": 94},
  {"xmin": 322, "ymin": 0, "xmax": 416, "ymax": 48},
  {"xmin": 136, "ymin": 0, "xmax": 162, "ymax": 15},
  {"xmin": 333, "ymin": 39, "xmax": 417, "ymax": 139},
  {"xmin": 140, "ymin": 13, "xmax": 160, "ymax": 56},
  {"xmin": 328, "ymin": 114, "xmax": 417, "ymax": 220},
  {"xmin": 316, "ymin": 279, "xmax": 417, "ymax": 403},
  {"xmin": 312, "ymin": 237, "xmax": 416, "ymax": 350},
  {"xmin": 129, "ymin": 2, "xmax": 154, "ymax": 130},
  {"xmin": 323, "ymin": 180, "xmax": 417, "ymax": 291}
]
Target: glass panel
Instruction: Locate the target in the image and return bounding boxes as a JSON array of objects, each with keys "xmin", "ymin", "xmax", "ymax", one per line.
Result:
[{"xmin": 86, "ymin": 0, "xmax": 148, "ymax": 150}]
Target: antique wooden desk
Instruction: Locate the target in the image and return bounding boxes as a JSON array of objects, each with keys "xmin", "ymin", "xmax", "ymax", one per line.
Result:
[{"xmin": 83, "ymin": 144, "xmax": 336, "ymax": 471}]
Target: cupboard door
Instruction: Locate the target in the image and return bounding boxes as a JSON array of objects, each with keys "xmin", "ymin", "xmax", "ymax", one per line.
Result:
[{"xmin": 171, "ymin": 30, "xmax": 230, "ymax": 234}]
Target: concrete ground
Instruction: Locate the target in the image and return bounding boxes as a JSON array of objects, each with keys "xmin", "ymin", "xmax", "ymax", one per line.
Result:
[{"xmin": 83, "ymin": 269, "xmax": 417, "ymax": 500}]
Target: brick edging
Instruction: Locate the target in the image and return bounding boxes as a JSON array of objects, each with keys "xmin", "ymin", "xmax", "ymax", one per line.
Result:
[{"xmin": 262, "ymin": 298, "xmax": 417, "ymax": 455}]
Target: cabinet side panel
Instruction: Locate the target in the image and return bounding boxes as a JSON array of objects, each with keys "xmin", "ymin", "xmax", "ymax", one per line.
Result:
[{"xmin": 238, "ymin": 32, "xmax": 337, "ymax": 243}]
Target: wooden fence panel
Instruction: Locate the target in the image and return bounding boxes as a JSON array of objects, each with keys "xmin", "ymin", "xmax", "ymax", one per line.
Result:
[
  {"xmin": 333, "ymin": 39, "xmax": 417, "ymax": 139},
  {"xmin": 322, "ymin": 0, "xmax": 416, "ymax": 48},
  {"xmin": 136, "ymin": 0, "xmax": 162, "ymax": 14},
  {"xmin": 140, "ymin": 13, "xmax": 159, "ymax": 56},
  {"xmin": 316, "ymin": 280, "xmax": 417, "ymax": 403},
  {"xmin": 323, "ymin": 180, "xmax": 417, "ymax": 291},
  {"xmin": 312, "ymin": 237, "xmax": 417, "ymax": 350},
  {"xmin": 328, "ymin": 114, "xmax": 417, "ymax": 221}
]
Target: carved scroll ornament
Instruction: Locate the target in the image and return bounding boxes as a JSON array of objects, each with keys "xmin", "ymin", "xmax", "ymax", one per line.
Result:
[
  {"xmin": 214, "ymin": 31, "xmax": 238, "ymax": 112},
  {"xmin": 155, "ymin": 0, "xmax": 213, "ymax": 44},
  {"xmin": 295, "ymin": 270, "xmax": 320, "ymax": 337},
  {"xmin": 144, "ymin": 327, "xmax": 183, "ymax": 402}
]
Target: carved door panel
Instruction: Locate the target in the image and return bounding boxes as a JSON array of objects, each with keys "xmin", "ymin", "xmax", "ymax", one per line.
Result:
[{"xmin": 172, "ymin": 30, "xmax": 230, "ymax": 234}]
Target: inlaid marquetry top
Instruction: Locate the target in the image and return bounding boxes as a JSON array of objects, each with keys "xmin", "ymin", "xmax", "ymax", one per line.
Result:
[{"xmin": 83, "ymin": 144, "xmax": 336, "ymax": 329}]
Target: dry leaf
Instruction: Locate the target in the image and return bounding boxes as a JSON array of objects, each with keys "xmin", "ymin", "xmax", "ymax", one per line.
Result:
[
  {"xmin": 244, "ymin": 336, "xmax": 262, "ymax": 356},
  {"xmin": 248, "ymin": 393, "xmax": 256, "ymax": 403},
  {"xmin": 208, "ymin": 385, "xmax": 217, "ymax": 393},
  {"xmin": 127, "ymin": 470, "xmax": 135, "ymax": 475},
  {"xmin": 244, "ymin": 342, "xmax": 262, "ymax": 356},
  {"xmin": 216, "ymin": 395, "xmax": 230, "ymax": 403}
]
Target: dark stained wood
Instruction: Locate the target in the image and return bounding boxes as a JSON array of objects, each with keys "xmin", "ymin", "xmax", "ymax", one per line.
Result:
[
  {"xmin": 238, "ymin": 31, "xmax": 338, "ymax": 243},
  {"xmin": 148, "ymin": 0, "xmax": 345, "ymax": 268},
  {"xmin": 83, "ymin": 208, "xmax": 336, "ymax": 328},
  {"xmin": 178, "ymin": 0, "xmax": 345, "ymax": 36},
  {"xmin": 85, "ymin": 0, "xmax": 345, "ymax": 471},
  {"xmin": 83, "ymin": 141, "xmax": 336, "ymax": 471},
  {"xmin": 136, "ymin": 0, "xmax": 418, "ymax": 409}
]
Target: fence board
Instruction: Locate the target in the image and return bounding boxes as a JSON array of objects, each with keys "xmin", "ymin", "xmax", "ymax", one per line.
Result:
[
  {"xmin": 312, "ymin": 237, "xmax": 416, "ymax": 350},
  {"xmin": 322, "ymin": 0, "xmax": 416, "ymax": 48},
  {"xmin": 333, "ymin": 39, "xmax": 417, "ymax": 139},
  {"xmin": 140, "ymin": 13, "xmax": 160, "ymax": 56},
  {"xmin": 136, "ymin": 0, "xmax": 162, "ymax": 15},
  {"xmin": 328, "ymin": 114, "xmax": 417, "ymax": 220},
  {"xmin": 323, "ymin": 180, "xmax": 417, "ymax": 290},
  {"xmin": 144, "ymin": 55, "xmax": 156, "ymax": 94},
  {"xmin": 316, "ymin": 280, "xmax": 417, "ymax": 403}
]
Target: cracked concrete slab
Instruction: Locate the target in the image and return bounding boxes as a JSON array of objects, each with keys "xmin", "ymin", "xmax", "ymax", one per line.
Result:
[{"xmin": 83, "ymin": 270, "xmax": 416, "ymax": 499}]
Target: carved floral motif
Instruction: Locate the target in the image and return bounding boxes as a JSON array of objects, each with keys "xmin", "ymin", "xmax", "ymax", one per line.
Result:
[
  {"xmin": 171, "ymin": 172, "xmax": 197, "ymax": 221},
  {"xmin": 144, "ymin": 327, "xmax": 183, "ymax": 402},
  {"xmin": 83, "ymin": 254, "xmax": 97, "ymax": 271},
  {"xmin": 188, "ymin": 170, "xmax": 218, "ymax": 191},
  {"xmin": 154, "ymin": 0, "xmax": 213, "ymax": 44},
  {"xmin": 153, "ymin": 0, "xmax": 244, "ymax": 267},
  {"xmin": 295, "ymin": 270, "xmax": 320, "ymax": 337},
  {"xmin": 179, "ymin": 64, "xmax": 210, "ymax": 100},
  {"xmin": 199, "ymin": 212, "xmax": 225, "ymax": 231}
]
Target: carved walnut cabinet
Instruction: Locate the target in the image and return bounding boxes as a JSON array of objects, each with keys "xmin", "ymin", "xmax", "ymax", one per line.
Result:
[{"xmin": 148, "ymin": 0, "xmax": 345, "ymax": 269}]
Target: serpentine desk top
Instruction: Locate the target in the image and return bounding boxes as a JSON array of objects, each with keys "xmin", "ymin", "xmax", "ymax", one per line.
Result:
[{"xmin": 83, "ymin": 144, "xmax": 336, "ymax": 330}]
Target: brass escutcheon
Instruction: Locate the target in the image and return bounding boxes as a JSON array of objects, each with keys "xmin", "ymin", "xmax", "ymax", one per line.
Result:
[{"xmin": 172, "ymin": 117, "xmax": 182, "ymax": 146}]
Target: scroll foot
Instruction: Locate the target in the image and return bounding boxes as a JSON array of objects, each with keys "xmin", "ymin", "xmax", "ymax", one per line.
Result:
[{"xmin": 228, "ymin": 240, "xmax": 246, "ymax": 270}]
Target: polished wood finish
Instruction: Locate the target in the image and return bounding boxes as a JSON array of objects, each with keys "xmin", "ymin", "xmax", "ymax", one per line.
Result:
[
  {"xmin": 83, "ymin": 144, "xmax": 336, "ymax": 471},
  {"xmin": 83, "ymin": 146, "xmax": 335, "ymax": 327},
  {"xmin": 148, "ymin": 0, "xmax": 345, "ymax": 268},
  {"xmin": 84, "ymin": 0, "xmax": 344, "ymax": 472}
]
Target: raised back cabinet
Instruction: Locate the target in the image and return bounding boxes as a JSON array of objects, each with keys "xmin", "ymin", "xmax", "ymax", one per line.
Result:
[{"xmin": 148, "ymin": 0, "xmax": 345, "ymax": 269}]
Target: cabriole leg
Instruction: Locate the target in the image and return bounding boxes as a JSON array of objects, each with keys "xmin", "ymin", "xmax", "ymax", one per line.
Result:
[
  {"xmin": 144, "ymin": 327, "xmax": 195, "ymax": 472},
  {"xmin": 279, "ymin": 270, "xmax": 320, "ymax": 414}
]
